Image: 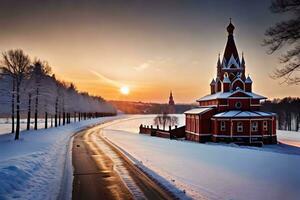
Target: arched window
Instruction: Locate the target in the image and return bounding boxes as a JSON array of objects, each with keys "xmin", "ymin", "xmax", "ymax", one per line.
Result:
[
  {"xmin": 216, "ymin": 80, "xmax": 222, "ymax": 92},
  {"xmin": 220, "ymin": 121, "xmax": 226, "ymax": 131},
  {"xmin": 231, "ymin": 78, "xmax": 245, "ymax": 91},
  {"xmin": 237, "ymin": 122, "xmax": 243, "ymax": 132},
  {"xmin": 251, "ymin": 121, "xmax": 258, "ymax": 132},
  {"xmin": 263, "ymin": 121, "xmax": 268, "ymax": 131}
]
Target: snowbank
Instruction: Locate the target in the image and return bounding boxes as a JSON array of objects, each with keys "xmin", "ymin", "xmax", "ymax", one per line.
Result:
[
  {"xmin": 102, "ymin": 115, "xmax": 300, "ymax": 200},
  {"xmin": 0, "ymin": 116, "xmax": 122, "ymax": 200}
]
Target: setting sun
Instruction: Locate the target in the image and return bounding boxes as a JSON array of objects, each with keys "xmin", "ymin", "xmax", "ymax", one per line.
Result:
[{"xmin": 120, "ymin": 86, "xmax": 130, "ymax": 95}]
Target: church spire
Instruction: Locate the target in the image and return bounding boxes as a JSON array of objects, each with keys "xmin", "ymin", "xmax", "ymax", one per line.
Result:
[
  {"xmin": 169, "ymin": 91, "xmax": 174, "ymax": 105},
  {"xmin": 217, "ymin": 53, "xmax": 221, "ymax": 79},
  {"xmin": 241, "ymin": 52, "xmax": 245, "ymax": 66},
  {"xmin": 223, "ymin": 18, "xmax": 240, "ymax": 66}
]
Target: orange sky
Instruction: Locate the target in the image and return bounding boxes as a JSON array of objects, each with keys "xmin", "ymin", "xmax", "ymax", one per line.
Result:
[{"xmin": 0, "ymin": 0, "xmax": 299, "ymax": 103}]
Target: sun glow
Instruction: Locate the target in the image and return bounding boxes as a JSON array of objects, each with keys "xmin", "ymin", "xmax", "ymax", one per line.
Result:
[{"xmin": 120, "ymin": 86, "xmax": 130, "ymax": 95}]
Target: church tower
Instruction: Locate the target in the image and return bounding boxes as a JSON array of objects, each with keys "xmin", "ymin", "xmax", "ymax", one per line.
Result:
[
  {"xmin": 212, "ymin": 19, "xmax": 248, "ymax": 94},
  {"xmin": 168, "ymin": 91, "xmax": 176, "ymax": 114}
]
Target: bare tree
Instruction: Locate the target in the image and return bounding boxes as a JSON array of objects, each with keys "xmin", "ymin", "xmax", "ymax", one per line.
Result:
[
  {"xmin": 263, "ymin": 0, "xmax": 300, "ymax": 84},
  {"xmin": 154, "ymin": 112, "xmax": 178, "ymax": 130},
  {"xmin": 0, "ymin": 49, "xmax": 31, "ymax": 140},
  {"xmin": 30, "ymin": 60, "xmax": 51, "ymax": 130}
]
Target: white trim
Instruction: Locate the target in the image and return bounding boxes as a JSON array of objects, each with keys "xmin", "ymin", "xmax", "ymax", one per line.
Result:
[
  {"xmin": 216, "ymin": 118, "xmax": 231, "ymax": 121},
  {"xmin": 230, "ymin": 118, "xmax": 272, "ymax": 121},
  {"xmin": 186, "ymin": 131, "xmax": 199, "ymax": 136},
  {"xmin": 213, "ymin": 135, "xmax": 263, "ymax": 138},
  {"xmin": 228, "ymin": 97, "xmax": 251, "ymax": 99},
  {"xmin": 186, "ymin": 131, "xmax": 212, "ymax": 136}
]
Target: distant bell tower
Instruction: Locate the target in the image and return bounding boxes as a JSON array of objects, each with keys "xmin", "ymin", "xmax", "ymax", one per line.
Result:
[{"xmin": 168, "ymin": 91, "xmax": 176, "ymax": 114}]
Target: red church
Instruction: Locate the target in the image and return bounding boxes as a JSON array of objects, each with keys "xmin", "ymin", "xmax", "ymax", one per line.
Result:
[{"xmin": 184, "ymin": 21, "xmax": 277, "ymax": 145}]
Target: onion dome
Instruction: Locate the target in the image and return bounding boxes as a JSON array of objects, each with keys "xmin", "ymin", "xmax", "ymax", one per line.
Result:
[{"xmin": 227, "ymin": 18, "xmax": 235, "ymax": 35}]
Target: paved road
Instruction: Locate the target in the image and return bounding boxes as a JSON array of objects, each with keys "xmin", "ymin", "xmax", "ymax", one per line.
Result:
[{"xmin": 72, "ymin": 123, "xmax": 174, "ymax": 200}]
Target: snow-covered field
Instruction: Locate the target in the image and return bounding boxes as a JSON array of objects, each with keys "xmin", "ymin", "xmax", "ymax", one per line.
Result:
[
  {"xmin": 1, "ymin": 114, "xmax": 299, "ymax": 200},
  {"xmin": 0, "ymin": 116, "xmax": 122, "ymax": 200},
  {"xmin": 102, "ymin": 114, "xmax": 300, "ymax": 200}
]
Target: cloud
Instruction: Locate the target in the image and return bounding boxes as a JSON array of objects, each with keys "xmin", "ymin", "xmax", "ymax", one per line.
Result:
[
  {"xmin": 135, "ymin": 62, "xmax": 151, "ymax": 71},
  {"xmin": 89, "ymin": 70, "xmax": 121, "ymax": 87},
  {"xmin": 135, "ymin": 60, "xmax": 153, "ymax": 71},
  {"xmin": 134, "ymin": 58, "xmax": 173, "ymax": 71}
]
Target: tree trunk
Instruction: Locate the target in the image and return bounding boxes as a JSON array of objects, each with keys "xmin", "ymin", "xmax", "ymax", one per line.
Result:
[
  {"xmin": 59, "ymin": 112, "xmax": 61, "ymax": 126},
  {"xmin": 34, "ymin": 88, "xmax": 39, "ymax": 130},
  {"xmin": 55, "ymin": 98, "xmax": 58, "ymax": 127},
  {"xmin": 51, "ymin": 115, "xmax": 53, "ymax": 128},
  {"xmin": 63, "ymin": 112, "xmax": 66, "ymax": 125},
  {"xmin": 296, "ymin": 113, "xmax": 300, "ymax": 132},
  {"xmin": 26, "ymin": 93, "xmax": 31, "ymax": 130},
  {"xmin": 74, "ymin": 112, "xmax": 76, "ymax": 122},
  {"xmin": 15, "ymin": 83, "xmax": 20, "ymax": 140},
  {"xmin": 45, "ymin": 112, "xmax": 48, "ymax": 129},
  {"xmin": 11, "ymin": 80, "xmax": 15, "ymax": 133}
]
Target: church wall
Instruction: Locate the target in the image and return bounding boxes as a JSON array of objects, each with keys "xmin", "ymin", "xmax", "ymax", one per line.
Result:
[{"xmin": 228, "ymin": 98, "xmax": 250, "ymax": 110}]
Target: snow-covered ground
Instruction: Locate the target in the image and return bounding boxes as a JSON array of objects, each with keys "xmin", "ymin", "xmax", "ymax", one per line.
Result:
[
  {"xmin": 0, "ymin": 118, "xmax": 79, "ymax": 136},
  {"xmin": 1, "ymin": 114, "xmax": 299, "ymax": 200},
  {"xmin": 102, "ymin": 114, "xmax": 300, "ymax": 200},
  {"xmin": 0, "ymin": 116, "xmax": 122, "ymax": 200}
]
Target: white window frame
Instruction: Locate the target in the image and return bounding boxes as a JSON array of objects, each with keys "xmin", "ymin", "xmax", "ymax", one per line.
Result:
[
  {"xmin": 263, "ymin": 121, "xmax": 268, "ymax": 131},
  {"xmin": 237, "ymin": 122, "xmax": 243, "ymax": 132},
  {"xmin": 220, "ymin": 121, "xmax": 226, "ymax": 131},
  {"xmin": 251, "ymin": 121, "xmax": 258, "ymax": 132}
]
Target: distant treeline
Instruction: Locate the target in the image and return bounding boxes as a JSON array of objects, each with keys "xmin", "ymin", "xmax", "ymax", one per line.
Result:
[
  {"xmin": 110, "ymin": 100, "xmax": 193, "ymax": 114},
  {"xmin": 0, "ymin": 49, "xmax": 116, "ymax": 139},
  {"xmin": 262, "ymin": 97, "xmax": 300, "ymax": 132}
]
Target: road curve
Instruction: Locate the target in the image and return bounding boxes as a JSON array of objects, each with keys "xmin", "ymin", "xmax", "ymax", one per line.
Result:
[{"xmin": 72, "ymin": 121, "xmax": 175, "ymax": 200}]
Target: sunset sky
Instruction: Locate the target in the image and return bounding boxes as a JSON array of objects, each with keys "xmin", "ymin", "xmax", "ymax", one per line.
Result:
[{"xmin": 0, "ymin": 0, "xmax": 299, "ymax": 103}]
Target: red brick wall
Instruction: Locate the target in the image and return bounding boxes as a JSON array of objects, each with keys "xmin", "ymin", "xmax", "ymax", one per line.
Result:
[{"xmin": 228, "ymin": 99, "xmax": 250, "ymax": 110}]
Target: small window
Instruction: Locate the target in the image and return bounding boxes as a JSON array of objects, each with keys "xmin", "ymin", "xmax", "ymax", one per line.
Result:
[
  {"xmin": 263, "ymin": 121, "xmax": 268, "ymax": 131},
  {"xmin": 251, "ymin": 121, "xmax": 258, "ymax": 132},
  {"xmin": 237, "ymin": 122, "xmax": 243, "ymax": 132},
  {"xmin": 221, "ymin": 121, "xmax": 226, "ymax": 131},
  {"xmin": 235, "ymin": 101, "xmax": 242, "ymax": 109}
]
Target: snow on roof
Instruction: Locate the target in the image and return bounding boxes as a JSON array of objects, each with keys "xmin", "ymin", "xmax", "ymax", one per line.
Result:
[
  {"xmin": 223, "ymin": 76, "xmax": 231, "ymax": 83},
  {"xmin": 184, "ymin": 107, "xmax": 214, "ymax": 115},
  {"xmin": 197, "ymin": 90, "xmax": 266, "ymax": 101},
  {"xmin": 245, "ymin": 75, "xmax": 253, "ymax": 83},
  {"xmin": 213, "ymin": 110, "xmax": 276, "ymax": 118}
]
